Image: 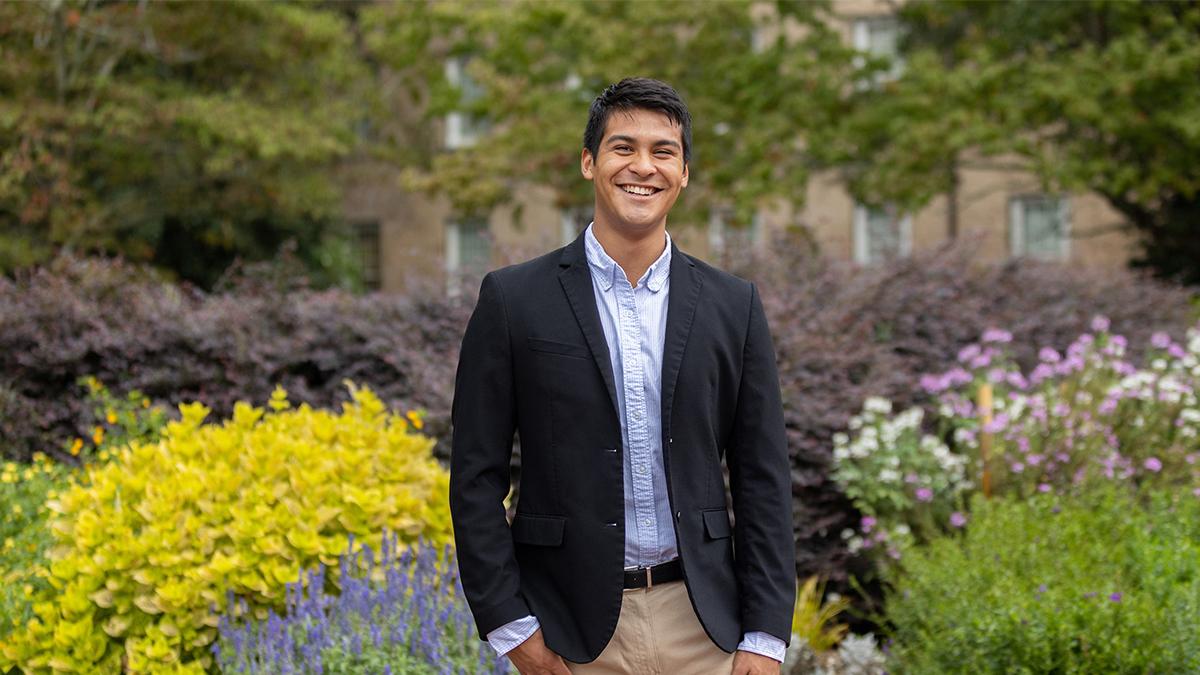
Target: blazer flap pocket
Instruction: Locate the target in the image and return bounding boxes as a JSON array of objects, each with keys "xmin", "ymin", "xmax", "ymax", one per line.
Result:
[
  {"xmin": 527, "ymin": 336, "xmax": 590, "ymax": 359},
  {"xmin": 702, "ymin": 508, "xmax": 732, "ymax": 540},
  {"xmin": 511, "ymin": 514, "xmax": 566, "ymax": 546}
]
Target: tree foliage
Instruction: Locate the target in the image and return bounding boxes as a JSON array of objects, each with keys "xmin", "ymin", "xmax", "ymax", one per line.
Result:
[
  {"xmin": 821, "ymin": 0, "xmax": 1200, "ymax": 284},
  {"xmin": 0, "ymin": 0, "xmax": 377, "ymax": 289},
  {"xmin": 361, "ymin": 0, "xmax": 855, "ymax": 229}
]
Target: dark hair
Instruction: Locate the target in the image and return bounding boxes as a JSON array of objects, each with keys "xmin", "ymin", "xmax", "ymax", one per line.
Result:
[{"xmin": 583, "ymin": 77, "xmax": 693, "ymax": 165}]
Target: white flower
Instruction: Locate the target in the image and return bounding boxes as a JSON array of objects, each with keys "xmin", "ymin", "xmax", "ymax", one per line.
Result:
[
  {"xmin": 840, "ymin": 528, "xmax": 855, "ymax": 540},
  {"xmin": 894, "ymin": 523, "xmax": 911, "ymax": 536},
  {"xmin": 834, "ymin": 446, "xmax": 850, "ymax": 461},
  {"xmin": 864, "ymin": 397, "xmax": 893, "ymax": 415},
  {"xmin": 879, "ymin": 468, "xmax": 900, "ymax": 483},
  {"xmin": 1152, "ymin": 358, "xmax": 1168, "ymax": 371},
  {"xmin": 848, "ymin": 417, "xmax": 863, "ymax": 430},
  {"xmin": 833, "ymin": 432, "xmax": 849, "ymax": 446}
]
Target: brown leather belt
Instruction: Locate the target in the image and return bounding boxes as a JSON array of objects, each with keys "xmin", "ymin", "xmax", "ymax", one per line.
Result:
[{"xmin": 623, "ymin": 558, "xmax": 683, "ymax": 589}]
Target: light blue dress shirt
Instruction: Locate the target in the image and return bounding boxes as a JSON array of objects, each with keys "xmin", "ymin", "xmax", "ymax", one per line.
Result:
[{"xmin": 486, "ymin": 223, "xmax": 786, "ymax": 662}]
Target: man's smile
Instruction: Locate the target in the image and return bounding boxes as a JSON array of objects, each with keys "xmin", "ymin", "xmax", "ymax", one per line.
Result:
[{"xmin": 619, "ymin": 183, "xmax": 662, "ymax": 198}]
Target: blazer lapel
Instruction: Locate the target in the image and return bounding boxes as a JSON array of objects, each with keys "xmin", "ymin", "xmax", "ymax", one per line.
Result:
[
  {"xmin": 659, "ymin": 238, "xmax": 702, "ymax": 436},
  {"xmin": 556, "ymin": 229, "xmax": 704, "ymax": 435},
  {"xmin": 559, "ymin": 233, "xmax": 621, "ymax": 423}
]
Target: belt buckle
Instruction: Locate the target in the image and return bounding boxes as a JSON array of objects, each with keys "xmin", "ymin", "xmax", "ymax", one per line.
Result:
[{"xmin": 646, "ymin": 565, "xmax": 653, "ymax": 589}]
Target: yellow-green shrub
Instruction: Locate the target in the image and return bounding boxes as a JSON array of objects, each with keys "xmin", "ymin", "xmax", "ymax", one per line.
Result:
[{"xmin": 0, "ymin": 381, "xmax": 452, "ymax": 674}]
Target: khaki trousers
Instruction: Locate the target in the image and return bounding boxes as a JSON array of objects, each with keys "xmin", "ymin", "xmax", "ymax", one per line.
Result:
[{"xmin": 565, "ymin": 579, "xmax": 735, "ymax": 675}]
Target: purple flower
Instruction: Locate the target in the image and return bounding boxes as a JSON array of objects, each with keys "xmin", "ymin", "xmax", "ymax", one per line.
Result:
[
  {"xmin": 957, "ymin": 344, "xmax": 981, "ymax": 364},
  {"xmin": 1038, "ymin": 347, "xmax": 1062, "ymax": 364},
  {"xmin": 1169, "ymin": 344, "xmax": 1187, "ymax": 359},
  {"xmin": 969, "ymin": 353, "xmax": 993, "ymax": 369},
  {"xmin": 1010, "ymin": 461, "xmax": 1025, "ymax": 473},
  {"xmin": 920, "ymin": 374, "xmax": 946, "ymax": 394},
  {"xmin": 1109, "ymin": 592, "xmax": 1122, "ymax": 603},
  {"xmin": 949, "ymin": 512, "xmax": 967, "ymax": 528},
  {"xmin": 1090, "ymin": 315, "xmax": 1110, "ymax": 333},
  {"xmin": 861, "ymin": 515, "xmax": 876, "ymax": 532},
  {"xmin": 915, "ymin": 487, "xmax": 934, "ymax": 503},
  {"xmin": 1151, "ymin": 332, "xmax": 1172, "ymax": 349},
  {"xmin": 1037, "ymin": 483, "xmax": 1051, "ymax": 493},
  {"xmin": 982, "ymin": 328, "xmax": 1013, "ymax": 344},
  {"xmin": 1144, "ymin": 457, "xmax": 1163, "ymax": 472},
  {"xmin": 1037, "ymin": 584, "xmax": 1047, "ymax": 594}
]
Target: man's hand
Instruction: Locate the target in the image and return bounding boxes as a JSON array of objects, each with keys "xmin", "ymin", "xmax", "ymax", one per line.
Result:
[
  {"xmin": 731, "ymin": 649, "xmax": 781, "ymax": 675},
  {"xmin": 508, "ymin": 628, "xmax": 572, "ymax": 675}
]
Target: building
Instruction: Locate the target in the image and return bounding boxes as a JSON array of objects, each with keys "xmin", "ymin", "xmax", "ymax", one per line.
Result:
[{"xmin": 340, "ymin": 0, "xmax": 1139, "ymax": 296}]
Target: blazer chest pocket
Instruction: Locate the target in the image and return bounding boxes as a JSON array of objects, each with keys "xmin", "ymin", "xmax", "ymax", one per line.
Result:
[
  {"xmin": 511, "ymin": 513, "xmax": 566, "ymax": 547},
  {"xmin": 527, "ymin": 336, "xmax": 590, "ymax": 360},
  {"xmin": 702, "ymin": 508, "xmax": 732, "ymax": 540}
]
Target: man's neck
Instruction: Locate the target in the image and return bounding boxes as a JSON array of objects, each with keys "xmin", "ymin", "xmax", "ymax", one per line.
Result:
[{"xmin": 591, "ymin": 219, "xmax": 668, "ymax": 288}]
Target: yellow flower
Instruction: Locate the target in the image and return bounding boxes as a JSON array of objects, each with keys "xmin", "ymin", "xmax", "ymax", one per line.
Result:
[
  {"xmin": 3, "ymin": 462, "xmax": 14, "ymax": 473},
  {"xmin": 12, "ymin": 504, "xmax": 22, "ymax": 515},
  {"xmin": 23, "ymin": 584, "xmax": 32, "ymax": 597},
  {"xmin": 22, "ymin": 469, "xmax": 33, "ymax": 481},
  {"xmin": 3, "ymin": 538, "xmax": 13, "ymax": 551},
  {"xmin": 92, "ymin": 426, "xmax": 104, "ymax": 445},
  {"xmin": 106, "ymin": 410, "xmax": 117, "ymax": 425},
  {"xmin": 406, "ymin": 410, "xmax": 424, "ymax": 430},
  {"xmin": 0, "ymin": 472, "xmax": 13, "ymax": 484},
  {"xmin": 142, "ymin": 397, "xmax": 150, "ymax": 409},
  {"xmin": 70, "ymin": 438, "xmax": 83, "ymax": 456}
]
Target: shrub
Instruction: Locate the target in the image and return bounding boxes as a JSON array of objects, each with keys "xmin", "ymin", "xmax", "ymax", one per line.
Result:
[
  {"xmin": 883, "ymin": 487, "xmax": 1200, "ymax": 672},
  {"xmin": 215, "ymin": 535, "xmax": 508, "ymax": 675},
  {"xmin": 0, "ymin": 454, "xmax": 71, "ymax": 641},
  {"xmin": 0, "ymin": 382, "xmax": 452, "ymax": 673}
]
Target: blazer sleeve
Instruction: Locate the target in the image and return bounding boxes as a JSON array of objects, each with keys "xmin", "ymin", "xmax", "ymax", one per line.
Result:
[
  {"xmin": 726, "ymin": 281, "xmax": 796, "ymax": 644},
  {"xmin": 449, "ymin": 271, "xmax": 531, "ymax": 639}
]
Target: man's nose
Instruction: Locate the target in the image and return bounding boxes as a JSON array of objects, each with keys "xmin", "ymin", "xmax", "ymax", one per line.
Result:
[{"xmin": 629, "ymin": 150, "xmax": 657, "ymax": 176}]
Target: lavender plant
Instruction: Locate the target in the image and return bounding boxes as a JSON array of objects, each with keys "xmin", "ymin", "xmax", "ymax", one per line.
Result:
[{"xmin": 214, "ymin": 534, "xmax": 508, "ymax": 675}]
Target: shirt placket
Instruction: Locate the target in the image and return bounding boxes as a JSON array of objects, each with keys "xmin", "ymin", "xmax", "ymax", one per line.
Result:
[{"xmin": 616, "ymin": 277, "xmax": 657, "ymax": 567}]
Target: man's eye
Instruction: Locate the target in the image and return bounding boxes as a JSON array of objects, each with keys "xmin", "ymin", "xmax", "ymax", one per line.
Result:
[{"xmin": 655, "ymin": 150, "xmax": 674, "ymax": 157}]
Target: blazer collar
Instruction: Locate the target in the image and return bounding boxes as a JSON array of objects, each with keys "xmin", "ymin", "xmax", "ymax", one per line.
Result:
[{"xmin": 558, "ymin": 223, "xmax": 702, "ymax": 436}]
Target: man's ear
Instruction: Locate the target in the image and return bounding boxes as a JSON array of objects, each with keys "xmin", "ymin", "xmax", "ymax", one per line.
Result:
[
  {"xmin": 681, "ymin": 161, "xmax": 689, "ymax": 188},
  {"xmin": 581, "ymin": 148, "xmax": 595, "ymax": 181}
]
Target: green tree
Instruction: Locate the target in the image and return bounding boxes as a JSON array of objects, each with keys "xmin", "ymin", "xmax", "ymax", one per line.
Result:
[
  {"xmin": 0, "ymin": 0, "xmax": 379, "ymax": 289},
  {"xmin": 361, "ymin": 0, "xmax": 854, "ymax": 232},
  {"xmin": 820, "ymin": 0, "xmax": 1200, "ymax": 285}
]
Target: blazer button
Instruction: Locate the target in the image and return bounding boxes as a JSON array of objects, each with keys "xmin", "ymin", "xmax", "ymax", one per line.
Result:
[
  {"xmin": 669, "ymin": 437, "xmax": 674, "ymax": 444},
  {"xmin": 606, "ymin": 522, "xmax": 618, "ymax": 527},
  {"xmin": 675, "ymin": 511, "xmax": 681, "ymax": 521},
  {"xmin": 605, "ymin": 447, "xmax": 618, "ymax": 453}
]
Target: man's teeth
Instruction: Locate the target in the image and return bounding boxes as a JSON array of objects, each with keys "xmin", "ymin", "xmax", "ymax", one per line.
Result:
[{"xmin": 622, "ymin": 185, "xmax": 657, "ymax": 196}]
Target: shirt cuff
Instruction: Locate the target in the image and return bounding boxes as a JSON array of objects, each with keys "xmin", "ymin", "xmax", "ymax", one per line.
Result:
[
  {"xmin": 737, "ymin": 630, "xmax": 787, "ymax": 662},
  {"xmin": 486, "ymin": 614, "xmax": 541, "ymax": 656}
]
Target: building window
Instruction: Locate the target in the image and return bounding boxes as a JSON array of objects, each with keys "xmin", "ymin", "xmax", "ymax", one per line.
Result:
[
  {"xmin": 853, "ymin": 203, "xmax": 912, "ymax": 265},
  {"xmin": 852, "ymin": 15, "xmax": 904, "ymax": 86},
  {"xmin": 709, "ymin": 206, "xmax": 762, "ymax": 260},
  {"xmin": 446, "ymin": 216, "xmax": 491, "ymax": 296},
  {"xmin": 444, "ymin": 57, "xmax": 489, "ymax": 150},
  {"xmin": 560, "ymin": 206, "xmax": 592, "ymax": 246},
  {"xmin": 353, "ymin": 220, "xmax": 381, "ymax": 290},
  {"xmin": 1010, "ymin": 195, "xmax": 1070, "ymax": 261}
]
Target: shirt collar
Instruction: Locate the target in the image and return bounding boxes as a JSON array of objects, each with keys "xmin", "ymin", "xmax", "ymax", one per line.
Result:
[{"xmin": 584, "ymin": 221, "xmax": 672, "ymax": 293}]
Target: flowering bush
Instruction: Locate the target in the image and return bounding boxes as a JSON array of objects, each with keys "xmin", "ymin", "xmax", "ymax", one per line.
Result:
[
  {"xmin": 832, "ymin": 398, "xmax": 970, "ymax": 559},
  {"xmin": 833, "ymin": 317, "xmax": 1200, "ymax": 565},
  {"xmin": 924, "ymin": 317, "xmax": 1200, "ymax": 496},
  {"xmin": 0, "ymin": 381, "xmax": 452, "ymax": 673},
  {"xmin": 216, "ymin": 535, "xmax": 508, "ymax": 675},
  {"xmin": 883, "ymin": 487, "xmax": 1200, "ymax": 672}
]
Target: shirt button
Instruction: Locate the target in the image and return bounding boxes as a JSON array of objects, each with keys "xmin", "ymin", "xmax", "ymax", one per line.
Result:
[{"xmin": 642, "ymin": 519, "xmax": 651, "ymax": 527}]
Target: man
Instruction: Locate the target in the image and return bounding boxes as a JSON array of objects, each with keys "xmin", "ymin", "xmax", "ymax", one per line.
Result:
[{"xmin": 450, "ymin": 77, "xmax": 794, "ymax": 675}]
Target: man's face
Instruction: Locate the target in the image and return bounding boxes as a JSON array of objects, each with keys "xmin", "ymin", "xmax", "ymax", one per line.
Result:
[{"xmin": 581, "ymin": 108, "xmax": 689, "ymax": 235}]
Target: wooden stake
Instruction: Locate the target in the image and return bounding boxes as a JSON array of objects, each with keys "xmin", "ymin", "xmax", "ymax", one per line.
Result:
[{"xmin": 978, "ymin": 383, "xmax": 993, "ymax": 498}]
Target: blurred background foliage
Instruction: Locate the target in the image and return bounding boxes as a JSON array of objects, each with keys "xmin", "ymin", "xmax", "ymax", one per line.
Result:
[{"xmin": 1, "ymin": 0, "xmax": 1199, "ymax": 289}]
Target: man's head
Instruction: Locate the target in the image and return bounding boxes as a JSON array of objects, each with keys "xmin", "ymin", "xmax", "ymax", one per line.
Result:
[{"xmin": 581, "ymin": 78, "xmax": 691, "ymax": 235}]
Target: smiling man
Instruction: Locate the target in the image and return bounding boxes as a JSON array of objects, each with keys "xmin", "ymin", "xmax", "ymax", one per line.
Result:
[{"xmin": 450, "ymin": 78, "xmax": 794, "ymax": 675}]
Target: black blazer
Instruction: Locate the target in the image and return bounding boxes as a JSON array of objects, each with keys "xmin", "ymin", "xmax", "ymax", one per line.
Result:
[{"xmin": 449, "ymin": 228, "xmax": 794, "ymax": 663}]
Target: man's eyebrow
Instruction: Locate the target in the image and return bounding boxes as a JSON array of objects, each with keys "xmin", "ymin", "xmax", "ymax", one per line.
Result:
[{"xmin": 605, "ymin": 135, "xmax": 682, "ymax": 150}]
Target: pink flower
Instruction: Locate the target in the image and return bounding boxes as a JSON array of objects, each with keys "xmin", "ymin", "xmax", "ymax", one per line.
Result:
[
  {"xmin": 1038, "ymin": 347, "xmax": 1062, "ymax": 364},
  {"xmin": 861, "ymin": 515, "xmax": 876, "ymax": 532},
  {"xmin": 1010, "ymin": 462, "xmax": 1025, "ymax": 474},
  {"xmin": 1090, "ymin": 316, "xmax": 1110, "ymax": 333},
  {"xmin": 1038, "ymin": 483, "xmax": 1051, "ymax": 493},
  {"xmin": 982, "ymin": 328, "xmax": 1013, "ymax": 344},
  {"xmin": 949, "ymin": 512, "xmax": 967, "ymax": 528},
  {"xmin": 1144, "ymin": 457, "xmax": 1163, "ymax": 473},
  {"xmin": 915, "ymin": 487, "xmax": 934, "ymax": 503},
  {"xmin": 1151, "ymin": 332, "xmax": 1172, "ymax": 349},
  {"xmin": 957, "ymin": 344, "xmax": 981, "ymax": 363}
]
